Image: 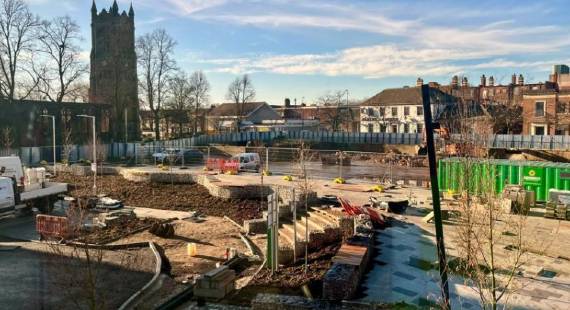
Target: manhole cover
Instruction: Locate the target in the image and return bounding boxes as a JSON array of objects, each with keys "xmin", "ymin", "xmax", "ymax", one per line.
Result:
[{"xmin": 538, "ymin": 269, "xmax": 557, "ymax": 278}]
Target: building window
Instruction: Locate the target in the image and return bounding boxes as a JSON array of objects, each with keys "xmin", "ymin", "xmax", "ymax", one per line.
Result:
[
  {"xmin": 417, "ymin": 123, "xmax": 423, "ymax": 133},
  {"xmin": 557, "ymin": 102, "xmax": 567, "ymax": 114},
  {"xmin": 404, "ymin": 124, "xmax": 409, "ymax": 133},
  {"xmin": 361, "ymin": 108, "xmax": 367, "ymax": 115},
  {"xmin": 391, "ymin": 107, "xmax": 398, "ymax": 116},
  {"xmin": 417, "ymin": 106, "xmax": 423, "ymax": 116},
  {"xmin": 533, "ymin": 125, "xmax": 545, "ymax": 136},
  {"xmin": 379, "ymin": 107, "xmax": 385, "ymax": 116},
  {"xmin": 391, "ymin": 124, "xmax": 398, "ymax": 133},
  {"xmin": 404, "ymin": 107, "xmax": 410, "ymax": 116},
  {"xmin": 368, "ymin": 108, "xmax": 374, "ymax": 116},
  {"xmin": 380, "ymin": 124, "xmax": 386, "ymax": 133},
  {"xmin": 367, "ymin": 123, "xmax": 374, "ymax": 133},
  {"xmin": 535, "ymin": 101, "xmax": 545, "ymax": 117}
]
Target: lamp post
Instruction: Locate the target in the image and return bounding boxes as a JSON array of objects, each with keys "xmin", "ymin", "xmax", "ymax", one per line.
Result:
[
  {"xmin": 77, "ymin": 114, "xmax": 97, "ymax": 196},
  {"xmin": 40, "ymin": 114, "xmax": 56, "ymax": 176}
]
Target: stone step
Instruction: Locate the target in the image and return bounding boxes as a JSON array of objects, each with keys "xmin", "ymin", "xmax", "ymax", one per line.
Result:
[
  {"xmin": 281, "ymin": 221, "xmax": 319, "ymax": 242},
  {"xmin": 305, "ymin": 211, "xmax": 339, "ymax": 230},
  {"xmin": 310, "ymin": 208, "xmax": 340, "ymax": 226}
]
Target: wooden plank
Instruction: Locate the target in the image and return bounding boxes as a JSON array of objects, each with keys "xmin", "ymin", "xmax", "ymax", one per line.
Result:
[{"xmin": 332, "ymin": 244, "xmax": 367, "ymax": 266}]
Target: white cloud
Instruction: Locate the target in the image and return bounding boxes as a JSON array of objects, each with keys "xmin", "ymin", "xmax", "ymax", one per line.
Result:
[{"xmin": 203, "ymin": 44, "xmax": 566, "ymax": 79}]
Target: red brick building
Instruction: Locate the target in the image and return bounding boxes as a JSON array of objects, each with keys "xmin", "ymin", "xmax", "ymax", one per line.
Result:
[{"xmin": 522, "ymin": 65, "xmax": 570, "ymax": 135}]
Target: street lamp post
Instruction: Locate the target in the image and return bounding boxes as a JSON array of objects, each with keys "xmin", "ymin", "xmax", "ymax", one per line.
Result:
[
  {"xmin": 40, "ymin": 115, "xmax": 56, "ymax": 176},
  {"xmin": 77, "ymin": 114, "xmax": 97, "ymax": 196}
]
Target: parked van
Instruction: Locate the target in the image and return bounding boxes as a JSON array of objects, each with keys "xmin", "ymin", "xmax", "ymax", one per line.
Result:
[{"xmin": 231, "ymin": 153, "xmax": 261, "ymax": 172}]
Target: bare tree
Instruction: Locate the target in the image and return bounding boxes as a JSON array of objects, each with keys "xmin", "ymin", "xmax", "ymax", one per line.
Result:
[
  {"xmin": 137, "ymin": 29, "xmax": 177, "ymax": 140},
  {"xmin": 33, "ymin": 16, "xmax": 87, "ymax": 102},
  {"xmin": 1, "ymin": 126, "xmax": 14, "ymax": 148},
  {"xmin": 317, "ymin": 90, "xmax": 351, "ymax": 132},
  {"xmin": 189, "ymin": 70, "xmax": 209, "ymax": 134},
  {"xmin": 0, "ymin": 0, "xmax": 40, "ymax": 101},
  {"xmin": 166, "ymin": 72, "xmax": 194, "ymax": 137},
  {"xmin": 225, "ymin": 74, "xmax": 255, "ymax": 132}
]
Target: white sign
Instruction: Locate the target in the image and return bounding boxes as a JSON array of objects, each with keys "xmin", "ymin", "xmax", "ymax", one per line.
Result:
[{"xmin": 91, "ymin": 163, "xmax": 97, "ymax": 172}]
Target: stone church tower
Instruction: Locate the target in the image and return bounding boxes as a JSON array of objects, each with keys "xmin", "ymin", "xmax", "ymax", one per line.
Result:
[{"xmin": 89, "ymin": 0, "xmax": 139, "ymax": 141}]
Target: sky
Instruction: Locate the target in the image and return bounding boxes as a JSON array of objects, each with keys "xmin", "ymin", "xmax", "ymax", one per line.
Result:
[{"xmin": 25, "ymin": 0, "xmax": 570, "ymax": 105}]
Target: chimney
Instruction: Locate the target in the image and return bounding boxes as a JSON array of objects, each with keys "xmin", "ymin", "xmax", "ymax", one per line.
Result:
[
  {"xmin": 511, "ymin": 74, "xmax": 517, "ymax": 85},
  {"xmin": 451, "ymin": 75, "xmax": 459, "ymax": 88},
  {"xmin": 461, "ymin": 77, "xmax": 468, "ymax": 87},
  {"xmin": 518, "ymin": 74, "xmax": 524, "ymax": 85},
  {"xmin": 480, "ymin": 74, "xmax": 486, "ymax": 87},
  {"xmin": 284, "ymin": 98, "xmax": 291, "ymax": 107},
  {"xmin": 489, "ymin": 76, "xmax": 495, "ymax": 86},
  {"xmin": 416, "ymin": 77, "xmax": 424, "ymax": 87}
]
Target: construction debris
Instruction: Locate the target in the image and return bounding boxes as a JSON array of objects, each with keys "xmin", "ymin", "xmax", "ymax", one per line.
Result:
[
  {"xmin": 194, "ymin": 266, "xmax": 236, "ymax": 299},
  {"xmin": 149, "ymin": 222, "xmax": 175, "ymax": 238}
]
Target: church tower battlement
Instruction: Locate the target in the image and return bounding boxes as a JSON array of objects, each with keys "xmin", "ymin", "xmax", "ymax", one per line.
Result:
[{"xmin": 89, "ymin": 0, "xmax": 139, "ymax": 141}]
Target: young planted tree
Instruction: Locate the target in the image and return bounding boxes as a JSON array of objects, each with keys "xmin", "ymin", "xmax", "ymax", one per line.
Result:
[
  {"xmin": 137, "ymin": 29, "xmax": 177, "ymax": 140},
  {"xmin": 1, "ymin": 126, "xmax": 14, "ymax": 148},
  {"xmin": 226, "ymin": 74, "xmax": 255, "ymax": 132},
  {"xmin": 0, "ymin": 0, "xmax": 40, "ymax": 101},
  {"xmin": 449, "ymin": 107, "xmax": 550, "ymax": 309},
  {"xmin": 189, "ymin": 70, "xmax": 210, "ymax": 134}
]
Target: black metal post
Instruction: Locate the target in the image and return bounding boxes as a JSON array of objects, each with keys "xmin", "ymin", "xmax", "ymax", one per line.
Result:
[{"xmin": 421, "ymin": 84, "xmax": 450, "ymax": 308}]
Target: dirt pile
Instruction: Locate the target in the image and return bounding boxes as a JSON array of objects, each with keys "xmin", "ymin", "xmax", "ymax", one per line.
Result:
[
  {"xmin": 251, "ymin": 243, "xmax": 340, "ymax": 288},
  {"xmin": 77, "ymin": 217, "xmax": 161, "ymax": 244},
  {"xmin": 53, "ymin": 173, "xmax": 266, "ymax": 224}
]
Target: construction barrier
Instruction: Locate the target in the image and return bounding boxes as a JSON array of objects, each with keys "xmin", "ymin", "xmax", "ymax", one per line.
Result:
[
  {"xmin": 206, "ymin": 159, "xmax": 240, "ymax": 174},
  {"xmin": 36, "ymin": 214, "xmax": 70, "ymax": 240},
  {"xmin": 222, "ymin": 160, "xmax": 240, "ymax": 174}
]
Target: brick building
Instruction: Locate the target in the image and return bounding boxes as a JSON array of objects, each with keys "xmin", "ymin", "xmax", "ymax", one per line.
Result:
[
  {"xmin": 275, "ymin": 99, "xmax": 360, "ymax": 132},
  {"xmin": 522, "ymin": 65, "xmax": 570, "ymax": 135}
]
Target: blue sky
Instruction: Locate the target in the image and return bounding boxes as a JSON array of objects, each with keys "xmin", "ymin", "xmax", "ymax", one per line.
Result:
[{"xmin": 25, "ymin": 0, "xmax": 570, "ymax": 105}]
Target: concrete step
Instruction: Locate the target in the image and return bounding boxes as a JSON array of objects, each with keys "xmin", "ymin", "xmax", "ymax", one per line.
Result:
[
  {"xmin": 281, "ymin": 221, "xmax": 318, "ymax": 243},
  {"xmin": 310, "ymin": 208, "xmax": 340, "ymax": 226},
  {"xmin": 305, "ymin": 211, "xmax": 339, "ymax": 230}
]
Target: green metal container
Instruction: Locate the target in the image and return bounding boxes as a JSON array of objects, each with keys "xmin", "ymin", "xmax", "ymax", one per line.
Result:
[{"xmin": 438, "ymin": 158, "xmax": 570, "ymax": 202}]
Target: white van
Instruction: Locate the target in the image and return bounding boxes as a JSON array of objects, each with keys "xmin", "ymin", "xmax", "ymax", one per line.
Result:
[{"xmin": 231, "ymin": 153, "xmax": 261, "ymax": 172}]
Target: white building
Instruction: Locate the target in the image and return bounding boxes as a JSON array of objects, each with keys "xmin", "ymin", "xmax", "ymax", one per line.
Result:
[{"xmin": 359, "ymin": 86, "xmax": 456, "ymax": 133}]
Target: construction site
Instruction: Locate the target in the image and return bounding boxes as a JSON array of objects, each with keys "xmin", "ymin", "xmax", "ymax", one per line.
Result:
[{"xmin": 1, "ymin": 143, "xmax": 570, "ymax": 310}]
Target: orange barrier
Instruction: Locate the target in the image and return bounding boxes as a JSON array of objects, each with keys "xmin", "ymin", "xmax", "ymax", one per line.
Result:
[
  {"xmin": 205, "ymin": 159, "xmax": 240, "ymax": 174},
  {"xmin": 222, "ymin": 160, "xmax": 239, "ymax": 174},
  {"xmin": 36, "ymin": 214, "xmax": 71, "ymax": 240}
]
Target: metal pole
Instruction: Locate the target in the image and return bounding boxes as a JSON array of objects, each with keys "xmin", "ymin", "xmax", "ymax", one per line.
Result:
[
  {"xmin": 51, "ymin": 116, "xmax": 56, "ymax": 176},
  {"xmin": 41, "ymin": 115, "xmax": 57, "ymax": 176},
  {"xmin": 92, "ymin": 117, "xmax": 97, "ymax": 196},
  {"xmin": 265, "ymin": 147, "xmax": 269, "ymax": 172},
  {"xmin": 339, "ymin": 151, "xmax": 343, "ymax": 180},
  {"xmin": 421, "ymin": 84, "xmax": 450, "ymax": 308},
  {"xmin": 292, "ymin": 188, "xmax": 297, "ymax": 261},
  {"xmin": 125, "ymin": 108, "xmax": 128, "ymax": 143},
  {"xmin": 274, "ymin": 190, "xmax": 279, "ymax": 271}
]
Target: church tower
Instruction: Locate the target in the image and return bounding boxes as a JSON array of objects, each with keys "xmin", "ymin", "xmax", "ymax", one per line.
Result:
[{"xmin": 89, "ymin": 1, "xmax": 139, "ymax": 141}]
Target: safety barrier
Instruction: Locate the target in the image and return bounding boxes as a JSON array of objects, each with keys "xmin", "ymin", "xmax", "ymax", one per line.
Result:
[
  {"xmin": 36, "ymin": 214, "xmax": 71, "ymax": 240},
  {"xmin": 206, "ymin": 158, "xmax": 239, "ymax": 174}
]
